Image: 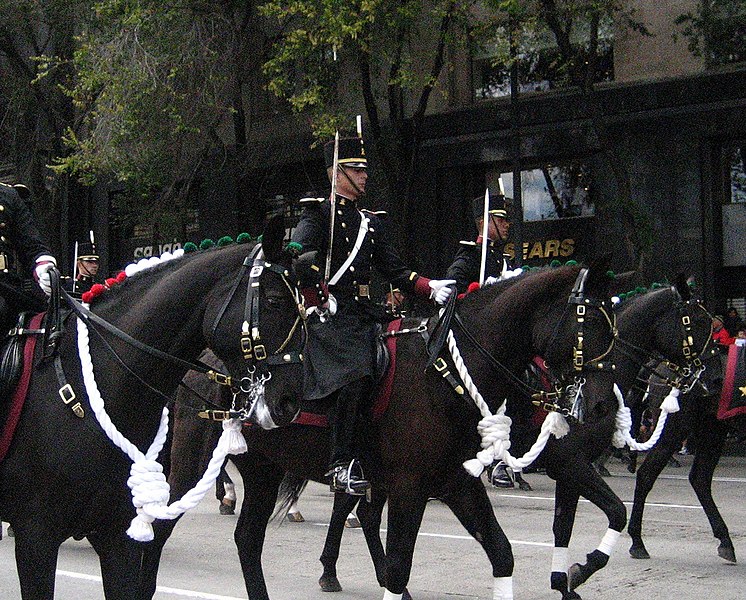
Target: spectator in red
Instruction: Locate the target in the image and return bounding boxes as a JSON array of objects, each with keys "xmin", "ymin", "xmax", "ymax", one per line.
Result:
[{"xmin": 712, "ymin": 315, "xmax": 735, "ymax": 348}]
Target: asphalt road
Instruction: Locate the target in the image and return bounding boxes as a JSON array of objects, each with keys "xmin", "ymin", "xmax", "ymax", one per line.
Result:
[{"xmin": 1, "ymin": 453, "xmax": 744, "ymax": 599}]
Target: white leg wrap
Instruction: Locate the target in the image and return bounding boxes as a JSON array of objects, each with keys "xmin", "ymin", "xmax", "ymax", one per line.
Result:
[
  {"xmin": 493, "ymin": 576, "xmax": 513, "ymax": 600},
  {"xmin": 597, "ymin": 528, "xmax": 621, "ymax": 556},
  {"xmin": 551, "ymin": 546, "xmax": 569, "ymax": 573},
  {"xmin": 382, "ymin": 591, "xmax": 403, "ymax": 600},
  {"xmin": 224, "ymin": 482, "xmax": 236, "ymax": 502}
]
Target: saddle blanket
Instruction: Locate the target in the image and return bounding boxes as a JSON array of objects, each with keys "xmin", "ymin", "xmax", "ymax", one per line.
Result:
[
  {"xmin": 0, "ymin": 312, "xmax": 44, "ymax": 461},
  {"xmin": 718, "ymin": 344, "xmax": 746, "ymax": 420},
  {"xmin": 290, "ymin": 318, "xmax": 403, "ymax": 427}
]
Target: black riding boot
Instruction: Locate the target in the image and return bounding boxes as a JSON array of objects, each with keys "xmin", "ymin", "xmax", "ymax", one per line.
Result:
[{"xmin": 327, "ymin": 378, "xmax": 371, "ymax": 495}]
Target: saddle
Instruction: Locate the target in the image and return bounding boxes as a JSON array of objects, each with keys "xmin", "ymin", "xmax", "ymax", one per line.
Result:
[{"xmin": 0, "ymin": 312, "xmax": 41, "ymax": 403}]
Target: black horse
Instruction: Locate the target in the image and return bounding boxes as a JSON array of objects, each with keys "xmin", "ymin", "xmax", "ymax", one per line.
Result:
[
  {"xmin": 313, "ymin": 277, "xmax": 715, "ymax": 600},
  {"xmin": 625, "ymin": 343, "xmax": 745, "ymax": 563},
  {"xmin": 140, "ymin": 263, "xmax": 618, "ymax": 600},
  {"xmin": 0, "ymin": 217, "xmax": 305, "ymax": 600}
]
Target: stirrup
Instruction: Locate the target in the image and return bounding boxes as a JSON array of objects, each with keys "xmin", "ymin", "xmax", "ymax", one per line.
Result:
[{"xmin": 329, "ymin": 459, "xmax": 370, "ymax": 496}]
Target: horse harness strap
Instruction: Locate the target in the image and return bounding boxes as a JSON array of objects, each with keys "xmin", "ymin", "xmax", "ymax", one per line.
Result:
[{"xmin": 417, "ymin": 318, "xmax": 466, "ymax": 397}]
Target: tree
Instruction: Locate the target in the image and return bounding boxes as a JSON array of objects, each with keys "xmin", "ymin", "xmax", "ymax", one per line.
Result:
[
  {"xmin": 0, "ymin": 0, "xmax": 90, "ymax": 252},
  {"xmin": 675, "ymin": 0, "xmax": 746, "ymax": 68},
  {"xmin": 55, "ymin": 0, "xmax": 270, "ymax": 239},
  {"xmin": 260, "ymin": 0, "xmax": 477, "ymax": 259}
]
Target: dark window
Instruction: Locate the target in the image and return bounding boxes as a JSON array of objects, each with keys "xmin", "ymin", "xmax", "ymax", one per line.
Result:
[{"xmin": 722, "ymin": 143, "xmax": 746, "ymax": 267}]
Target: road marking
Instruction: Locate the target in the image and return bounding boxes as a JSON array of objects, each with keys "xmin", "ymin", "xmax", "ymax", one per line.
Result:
[{"xmin": 56, "ymin": 570, "xmax": 245, "ymax": 600}]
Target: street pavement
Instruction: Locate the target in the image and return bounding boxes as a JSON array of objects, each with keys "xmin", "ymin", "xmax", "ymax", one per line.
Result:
[{"xmin": 1, "ymin": 453, "xmax": 744, "ymax": 599}]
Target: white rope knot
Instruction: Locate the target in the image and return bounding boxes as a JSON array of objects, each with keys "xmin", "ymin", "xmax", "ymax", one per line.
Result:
[
  {"xmin": 660, "ymin": 387, "xmax": 680, "ymax": 414},
  {"xmin": 127, "ymin": 459, "xmax": 171, "ymax": 541},
  {"xmin": 612, "ymin": 384, "xmax": 675, "ymax": 452},
  {"xmin": 223, "ymin": 418, "xmax": 248, "ymax": 454},
  {"xmin": 463, "ymin": 412, "xmax": 513, "ymax": 477}
]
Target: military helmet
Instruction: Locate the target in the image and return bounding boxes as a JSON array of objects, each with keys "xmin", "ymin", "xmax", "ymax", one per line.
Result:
[
  {"xmin": 324, "ymin": 136, "xmax": 367, "ymax": 169},
  {"xmin": 77, "ymin": 240, "xmax": 98, "ymax": 261},
  {"xmin": 472, "ymin": 193, "xmax": 511, "ymax": 221}
]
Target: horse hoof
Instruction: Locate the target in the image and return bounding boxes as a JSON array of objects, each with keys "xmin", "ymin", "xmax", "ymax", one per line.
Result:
[
  {"xmin": 345, "ymin": 515, "xmax": 361, "ymax": 528},
  {"xmin": 318, "ymin": 575, "xmax": 342, "ymax": 592},
  {"xmin": 219, "ymin": 502, "xmax": 235, "ymax": 516},
  {"xmin": 518, "ymin": 480, "xmax": 532, "ymax": 492},
  {"xmin": 562, "ymin": 591, "xmax": 582, "ymax": 600},
  {"xmin": 402, "ymin": 589, "xmax": 414, "ymax": 600},
  {"xmin": 568, "ymin": 563, "xmax": 588, "ymax": 591},
  {"xmin": 7, "ymin": 526, "xmax": 14, "ymax": 538},
  {"xmin": 629, "ymin": 544, "xmax": 650, "ymax": 560},
  {"xmin": 718, "ymin": 543, "xmax": 737, "ymax": 564},
  {"xmin": 287, "ymin": 511, "xmax": 305, "ymax": 523}
]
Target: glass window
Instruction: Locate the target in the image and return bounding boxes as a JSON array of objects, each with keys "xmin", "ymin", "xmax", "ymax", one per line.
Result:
[
  {"xmin": 474, "ymin": 23, "xmax": 613, "ymax": 100},
  {"xmin": 722, "ymin": 143, "xmax": 746, "ymax": 267},
  {"xmin": 488, "ymin": 163, "xmax": 594, "ymax": 222}
]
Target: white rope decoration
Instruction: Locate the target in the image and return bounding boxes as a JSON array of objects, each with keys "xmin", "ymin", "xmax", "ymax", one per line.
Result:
[
  {"xmin": 444, "ymin": 329, "xmax": 569, "ymax": 477},
  {"xmin": 76, "ymin": 311, "xmax": 247, "ymax": 542},
  {"xmin": 610, "ymin": 383, "xmax": 678, "ymax": 451}
]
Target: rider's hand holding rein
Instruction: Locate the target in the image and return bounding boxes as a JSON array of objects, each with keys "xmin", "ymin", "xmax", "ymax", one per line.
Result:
[
  {"xmin": 429, "ymin": 279, "xmax": 456, "ymax": 305},
  {"xmin": 34, "ymin": 257, "xmax": 57, "ymax": 296}
]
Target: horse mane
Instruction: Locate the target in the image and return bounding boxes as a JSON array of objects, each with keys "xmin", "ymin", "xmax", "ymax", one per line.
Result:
[
  {"xmin": 94, "ymin": 241, "xmax": 258, "ymax": 309},
  {"xmin": 458, "ymin": 265, "xmax": 582, "ymax": 315}
]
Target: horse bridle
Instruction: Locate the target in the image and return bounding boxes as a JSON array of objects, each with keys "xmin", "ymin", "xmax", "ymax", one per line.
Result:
[
  {"xmin": 614, "ymin": 286, "xmax": 714, "ymax": 396},
  {"xmin": 209, "ymin": 244, "xmax": 306, "ymax": 420},
  {"xmin": 446, "ymin": 268, "xmax": 617, "ymax": 419}
]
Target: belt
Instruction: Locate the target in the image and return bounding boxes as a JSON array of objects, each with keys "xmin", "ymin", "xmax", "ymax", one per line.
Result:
[{"xmin": 330, "ymin": 284, "xmax": 370, "ymax": 299}]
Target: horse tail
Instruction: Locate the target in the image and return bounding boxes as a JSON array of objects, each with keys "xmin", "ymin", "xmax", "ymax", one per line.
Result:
[{"xmin": 270, "ymin": 472, "xmax": 308, "ymax": 522}]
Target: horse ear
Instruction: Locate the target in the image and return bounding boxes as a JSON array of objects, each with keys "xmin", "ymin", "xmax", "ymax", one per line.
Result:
[
  {"xmin": 608, "ymin": 270, "xmax": 642, "ymax": 297},
  {"xmin": 673, "ymin": 273, "xmax": 692, "ymax": 301},
  {"xmin": 262, "ymin": 215, "xmax": 286, "ymax": 263},
  {"xmin": 583, "ymin": 252, "xmax": 613, "ymax": 299}
]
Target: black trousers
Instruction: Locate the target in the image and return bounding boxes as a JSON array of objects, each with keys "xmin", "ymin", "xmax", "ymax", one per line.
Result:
[{"xmin": 328, "ymin": 376, "xmax": 372, "ymax": 467}]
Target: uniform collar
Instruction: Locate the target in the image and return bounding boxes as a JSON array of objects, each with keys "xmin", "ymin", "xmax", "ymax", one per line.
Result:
[{"xmin": 475, "ymin": 236, "xmax": 495, "ymax": 247}]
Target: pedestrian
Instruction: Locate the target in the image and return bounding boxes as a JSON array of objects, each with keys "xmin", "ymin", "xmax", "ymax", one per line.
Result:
[
  {"xmin": 723, "ymin": 307, "xmax": 743, "ymax": 338},
  {"xmin": 292, "ymin": 133, "xmax": 455, "ymax": 495},
  {"xmin": 712, "ymin": 315, "xmax": 734, "ymax": 349}
]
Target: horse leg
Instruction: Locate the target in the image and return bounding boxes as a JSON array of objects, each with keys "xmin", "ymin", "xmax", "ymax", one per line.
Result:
[
  {"xmin": 564, "ymin": 465, "xmax": 626, "ymax": 594},
  {"xmin": 441, "ymin": 477, "xmax": 515, "ymax": 600},
  {"xmin": 549, "ymin": 481, "xmax": 582, "ymax": 600},
  {"xmin": 232, "ymin": 454, "xmax": 286, "ymax": 600},
  {"xmin": 138, "ymin": 517, "xmax": 184, "ymax": 599},
  {"xmin": 357, "ymin": 487, "xmax": 389, "ymax": 589},
  {"xmin": 628, "ymin": 418, "xmax": 688, "ymax": 560},
  {"xmin": 382, "ymin": 482, "xmax": 429, "ymax": 600},
  {"xmin": 88, "ymin": 529, "xmax": 144, "ymax": 600},
  {"xmin": 689, "ymin": 418, "xmax": 736, "ymax": 563},
  {"xmin": 319, "ymin": 492, "xmax": 360, "ymax": 592},
  {"xmin": 12, "ymin": 520, "xmax": 63, "ymax": 600}
]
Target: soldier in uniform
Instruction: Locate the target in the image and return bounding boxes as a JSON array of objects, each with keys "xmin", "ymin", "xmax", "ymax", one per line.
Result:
[
  {"xmin": 292, "ymin": 135, "xmax": 455, "ymax": 495},
  {"xmin": 0, "ymin": 182, "xmax": 56, "ymax": 334},
  {"xmin": 64, "ymin": 238, "xmax": 100, "ymax": 297},
  {"xmin": 446, "ymin": 193, "xmax": 513, "ymax": 293},
  {"xmin": 446, "ymin": 193, "xmax": 518, "ymax": 488}
]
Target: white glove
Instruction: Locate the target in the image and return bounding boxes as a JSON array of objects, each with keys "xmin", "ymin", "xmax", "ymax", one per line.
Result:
[
  {"xmin": 428, "ymin": 279, "xmax": 456, "ymax": 305},
  {"xmin": 484, "ymin": 276, "xmax": 498, "ymax": 286},
  {"xmin": 311, "ymin": 293, "xmax": 337, "ymax": 323},
  {"xmin": 34, "ymin": 256, "xmax": 57, "ymax": 296}
]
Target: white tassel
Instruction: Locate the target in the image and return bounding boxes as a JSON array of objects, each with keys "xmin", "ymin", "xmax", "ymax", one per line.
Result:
[
  {"xmin": 660, "ymin": 387, "xmax": 680, "ymax": 414},
  {"xmin": 544, "ymin": 411, "xmax": 569, "ymax": 438},
  {"xmin": 223, "ymin": 418, "xmax": 248, "ymax": 454},
  {"xmin": 126, "ymin": 514, "xmax": 155, "ymax": 542},
  {"xmin": 463, "ymin": 457, "xmax": 489, "ymax": 477}
]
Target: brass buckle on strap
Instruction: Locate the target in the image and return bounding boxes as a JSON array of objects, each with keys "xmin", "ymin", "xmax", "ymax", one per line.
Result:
[
  {"xmin": 208, "ymin": 370, "xmax": 233, "ymax": 387},
  {"xmin": 358, "ymin": 284, "xmax": 370, "ymax": 298},
  {"xmin": 433, "ymin": 357, "xmax": 448, "ymax": 372}
]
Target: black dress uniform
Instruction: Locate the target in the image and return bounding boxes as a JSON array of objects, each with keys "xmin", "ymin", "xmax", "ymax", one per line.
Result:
[
  {"xmin": 63, "ymin": 240, "xmax": 99, "ymax": 297},
  {"xmin": 292, "ymin": 136, "xmax": 450, "ymax": 495},
  {"xmin": 0, "ymin": 183, "xmax": 54, "ymax": 332},
  {"xmin": 446, "ymin": 194, "xmax": 513, "ymax": 294}
]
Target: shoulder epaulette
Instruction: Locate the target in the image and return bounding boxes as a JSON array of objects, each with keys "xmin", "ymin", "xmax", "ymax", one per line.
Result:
[
  {"xmin": 361, "ymin": 209, "xmax": 387, "ymax": 217},
  {"xmin": 299, "ymin": 197, "xmax": 325, "ymax": 205},
  {"xmin": 459, "ymin": 240, "xmax": 477, "ymax": 247}
]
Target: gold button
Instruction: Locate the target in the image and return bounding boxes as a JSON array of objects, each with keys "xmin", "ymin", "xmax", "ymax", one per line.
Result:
[{"xmin": 341, "ymin": 223, "xmax": 346, "ymax": 228}]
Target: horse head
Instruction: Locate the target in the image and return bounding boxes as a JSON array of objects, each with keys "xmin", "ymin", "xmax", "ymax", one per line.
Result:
[
  {"xmin": 205, "ymin": 216, "xmax": 304, "ymax": 429},
  {"xmin": 614, "ymin": 272, "xmax": 715, "ymax": 402}
]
